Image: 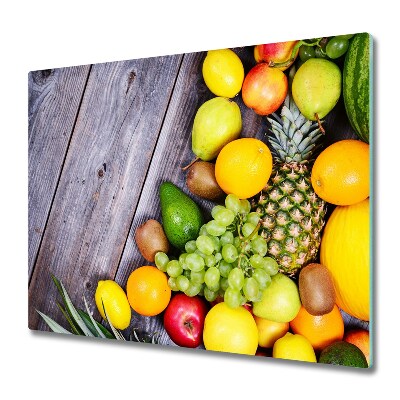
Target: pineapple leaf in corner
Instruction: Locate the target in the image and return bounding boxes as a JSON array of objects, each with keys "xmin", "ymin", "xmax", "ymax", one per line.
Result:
[
  {"xmin": 101, "ymin": 299, "xmax": 126, "ymax": 341},
  {"xmin": 36, "ymin": 310, "xmax": 72, "ymax": 335}
]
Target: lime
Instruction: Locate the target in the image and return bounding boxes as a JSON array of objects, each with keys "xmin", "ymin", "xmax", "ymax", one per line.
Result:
[{"xmin": 202, "ymin": 49, "xmax": 244, "ymax": 98}]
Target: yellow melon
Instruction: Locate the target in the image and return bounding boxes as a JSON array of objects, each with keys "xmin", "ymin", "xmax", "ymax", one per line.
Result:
[{"xmin": 320, "ymin": 198, "xmax": 370, "ymax": 321}]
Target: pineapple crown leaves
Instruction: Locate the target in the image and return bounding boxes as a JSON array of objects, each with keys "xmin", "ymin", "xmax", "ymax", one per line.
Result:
[{"xmin": 266, "ymin": 70, "xmax": 324, "ymax": 164}]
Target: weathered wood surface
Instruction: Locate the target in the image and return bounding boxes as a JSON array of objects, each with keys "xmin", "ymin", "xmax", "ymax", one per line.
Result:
[
  {"xmin": 29, "ymin": 55, "xmax": 183, "ymax": 330},
  {"xmin": 28, "ymin": 65, "xmax": 91, "ymax": 277},
  {"xmin": 28, "ymin": 45, "xmax": 368, "ymax": 341}
]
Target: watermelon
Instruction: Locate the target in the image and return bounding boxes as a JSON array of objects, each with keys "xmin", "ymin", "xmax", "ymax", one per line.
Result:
[{"xmin": 343, "ymin": 33, "xmax": 372, "ymax": 143}]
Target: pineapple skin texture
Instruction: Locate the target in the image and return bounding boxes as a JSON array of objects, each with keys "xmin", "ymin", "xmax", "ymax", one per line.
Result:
[{"xmin": 253, "ymin": 162, "xmax": 327, "ymax": 276}]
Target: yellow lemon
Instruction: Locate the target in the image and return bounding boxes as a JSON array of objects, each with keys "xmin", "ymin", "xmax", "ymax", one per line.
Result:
[
  {"xmin": 95, "ymin": 280, "xmax": 131, "ymax": 330},
  {"xmin": 203, "ymin": 302, "xmax": 258, "ymax": 355},
  {"xmin": 253, "ymin": 316, "xmax": 289, "ymax": 348},
  {"xmin": 273, "ymin": 332, "xmax": 317, "ymax": 363},
  {"xmin": 202, "ymin": 49, "xmax": 244, "ymax": 98}
]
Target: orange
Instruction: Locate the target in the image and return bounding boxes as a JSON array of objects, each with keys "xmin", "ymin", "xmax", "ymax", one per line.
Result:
[
  {"xmin": 126, "ymin": 266, "xmax": 171, "ymax": 316},
  {"xmin": 311, "ymin": 139, "xmax": 369, "ymax": 206},
  {"xmin": 289, "ymin": 305, "xmax": 344, "ymax": 351},
  {"xmin": 215, "ymin": 138, "xmax": 273, "ymax": 199}
]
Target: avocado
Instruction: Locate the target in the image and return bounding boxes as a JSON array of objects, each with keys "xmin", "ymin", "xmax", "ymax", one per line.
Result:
[
  {"xmin": 159, "ymin": 182, "xmax": 204, "ymax": 250},
  {"xmin": 318, "ymin": 341, "xmax": 368, "ymax": 368}
]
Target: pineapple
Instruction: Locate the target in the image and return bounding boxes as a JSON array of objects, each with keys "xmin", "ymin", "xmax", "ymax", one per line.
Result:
[{"xmin": 252, "ymin": 93, "xmax": 327, "ymax": 277}]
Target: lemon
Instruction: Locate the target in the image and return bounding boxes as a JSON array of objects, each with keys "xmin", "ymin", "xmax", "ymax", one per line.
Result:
[
  {"xmin": 95, "ymin": 280, "xmax": 131, "ymax": 330},
  {"xmin": 202, "ymin": 49, "xmax": 244, "ymax": 98},
  {"xmin": 203, "ymin": 302, "xmax": 258, "ymax": 355},
  {"xmin": 273, "ymin": 332, "xmax": 317, "ymax": 363}
]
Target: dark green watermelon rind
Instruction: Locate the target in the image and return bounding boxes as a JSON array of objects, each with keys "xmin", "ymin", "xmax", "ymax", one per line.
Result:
[{"xmin": 343, "ymin": 33, "xmax": 370, "ymax": 143}]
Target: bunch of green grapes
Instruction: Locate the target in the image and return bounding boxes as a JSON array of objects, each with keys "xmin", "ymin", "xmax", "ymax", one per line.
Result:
[
  {"xmin": 155, "ymin": 194, "xmax": 279, "ymax": 308},
  {"xmin": 298, "ymin": 34, "xmax": 354, "ymax": 64}
]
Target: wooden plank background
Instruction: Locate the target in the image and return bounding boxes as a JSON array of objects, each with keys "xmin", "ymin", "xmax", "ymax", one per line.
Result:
[{"xmin": 28, "ymin": 46, "xmax": 368, "ymax": 342}]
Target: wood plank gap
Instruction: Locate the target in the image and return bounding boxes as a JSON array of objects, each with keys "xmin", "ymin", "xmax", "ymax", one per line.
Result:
[
  {"xmin": 28, "ymin": 64, "xmax": 94, "ymax": 287},
  {"xmin": 111, "ymin": 54, "xmax": 185, "ymax": 280}
]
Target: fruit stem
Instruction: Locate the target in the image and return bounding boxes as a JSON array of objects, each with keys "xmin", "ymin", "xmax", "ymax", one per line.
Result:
[
  {"xmin": 181, "ymin": 157, "xmax": 200, "ymax": 171},
  {"xmin": 314, "ymin": 113, "xmax": 325, "ymax": 134}
]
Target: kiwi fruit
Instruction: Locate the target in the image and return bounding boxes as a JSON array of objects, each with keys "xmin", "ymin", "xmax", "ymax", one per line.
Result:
[
  {"xmin": 186, "ymin": 161, "xmax": 225, "ymax": 201},
  {"xmin": 298, "ymin": 263, "xmax": 336, "ymax": 316},
  {"xmin": 135, "ymin": 219, "xmax": 169, "ymax": 262}
]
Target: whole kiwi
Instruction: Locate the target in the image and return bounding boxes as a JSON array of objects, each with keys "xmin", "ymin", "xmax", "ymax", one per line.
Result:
[
  {"xmin": 298, "ymin": 263, "xmax": 336, "ymax": 316},
  {"xmin": 186, "ymin": 161, "xmax": 225, "ymax": 201},
  {"xmin": 135, "ymin": 219, "xmax": 169, "ymax": 262}
]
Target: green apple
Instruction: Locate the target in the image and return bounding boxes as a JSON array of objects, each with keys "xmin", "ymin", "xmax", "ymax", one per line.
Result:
[{"xmin": 252, "ymin": 273, "xmax": 301, "ymax": 323}]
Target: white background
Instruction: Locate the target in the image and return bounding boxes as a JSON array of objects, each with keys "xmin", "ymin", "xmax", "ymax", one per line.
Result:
[{"xmin": 1, "ymin": 1, "xmax": 394, "ymax": 398}]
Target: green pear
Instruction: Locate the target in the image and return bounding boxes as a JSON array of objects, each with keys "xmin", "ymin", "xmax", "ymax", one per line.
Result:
[
  {"xmin": 191, "ymin": 97, "xmax": 242, "ymax": 161},
  {"xmin": 252, "ymin": 273, "xmax": 301, "ymax": 323},
  {"xmin": 292, "ymin": 58, "xmax": 341, "ymax": 121}
]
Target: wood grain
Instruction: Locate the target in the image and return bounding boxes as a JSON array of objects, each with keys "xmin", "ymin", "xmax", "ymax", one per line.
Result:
[
  {"xmin": 29, "ymin": 55, "xmax": 183, "ymax": 331},
  {"xmin": 28, "ymin": 66, "xmax": 91, "ymax": 278}
]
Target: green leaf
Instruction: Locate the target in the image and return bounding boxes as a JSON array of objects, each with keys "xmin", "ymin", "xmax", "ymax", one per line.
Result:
[
  {"xmin": 56, "ymin": 302, "xmax": 82, "ymax": 335},
  {"xmin": 36, "ymin": 310, "xmax": 72, "ymax": 335},
  {"xmin": 51, "ymin": 275, "xmax": 94, "ymax": 337},
  {"xmin": 77, "ymin": 309, "xmax": 115, "ymax": 339},
  {"xmin": 82, "ymin": 296, "xmax": 107, "ymax": 339}
]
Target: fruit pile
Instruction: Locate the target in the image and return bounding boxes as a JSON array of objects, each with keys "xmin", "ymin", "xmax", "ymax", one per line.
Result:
[{"xmin": 38, "ymin": 33, "xmax": 371, "ymax": 368}]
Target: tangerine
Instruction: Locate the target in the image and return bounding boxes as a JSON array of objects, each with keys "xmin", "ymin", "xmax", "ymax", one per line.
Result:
[
  {"xmin": 126, "ymin": 266, "xmax": 171, "ymax": 316},
  {"xmin": 215, "ymin": 138, "xmax": 273, "ymax": 199},
  {"xmin": 289, "ymin": 305, "xmax": 344, "ymax": 351},
  {"xmin": 311, "ymin": 139, "xmax": 369, "ymax": 206}
]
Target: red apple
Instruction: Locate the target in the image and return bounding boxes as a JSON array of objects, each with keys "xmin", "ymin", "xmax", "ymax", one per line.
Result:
[
  {"xmin": 254, "ymin": 41, "xmax": 299, "ymax": 70},
  {"xmin": 242, "ymin": 63, "xmax": 288, "ymax": 115},
  {"xmin": 163, "ymin": 293, "xmax": 209, "ymax": 348}
]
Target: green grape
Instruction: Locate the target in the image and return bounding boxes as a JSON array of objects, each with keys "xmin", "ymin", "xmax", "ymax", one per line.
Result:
[
  {"xmin": 211, "ymin": 205, "xmax": 226, "ymax": 219},
  {"xmin": 220, "ymin": 277, "xmax": 229, "ymax": 291},
  {"xmin": 204, "ymin": 266, "xmax": 221, "ymax": 289},
  {"xmin": 222, "ymin": 243, "xmax": 238, "ymax": 263},
  {"xmin": 242, "ymin": 222, "xmax": 257, "ymax": 238},
  {"xmin": 245, "ymin": 212, "xmax": 260, "ymax": 226},
  {"xmin": 204, "ymin": 287, "xmax": 218, "ymax": 302},
  {"xmin": 185, "ymin": 240, "xmax": 197, "ymax": 254},
  {"xmin": 183, "ymin": 269, "xmax": 191, "ymax": 279},
  {"xmin": 191, "ymin": 269, "xmax": 206, "ymax": 284},
  {"xmin": 206, "ymin": 220, "xmax": 227, "ymax": 236},
  {"xmin": 299, "ymin": 45, "xmax": 316, "ymax": 61},
  {"xmin": 228, "ymin": 267, "xmax": 244, "ymax": 290},
  {"xmin": 168, "ymin": 277, "xmax": 179, "ymax": 291},
  {"xmin": 215, "ymin": 252, "xmax": 222, "ymax": 262},
  {"xmin": 205, "ymin": 254, "xmax": 216, "ymax": 268},
  {"xmin": 166, "ymin": 260, "xmax": 183, "ymax": 278},
  {"xmin": 214, "ymin": 208, "xmax": 235, "ymax": 226},
  {"xmin": 224, "ymin": 287, "xmax": 242, "ymax": 308},
  {"xmin": 179, "ymin": 253, "xmax": 189, "ymax": 269},
  {"xmin": 186, "ymin": 253, "xmax": 205, "ymax": 272},
  {"xmin": 251, "ymin": 236, "xmax": 268, "ymax": 256},
  {"xmin": 195, "ymin": 249, "xmax": 207, "ymax": 259},
  {"xmin": 184, "ymin": 282, "xmax": 202, "ymax": 297},
  {"xmin": 262, "ymin": 257, "xmax": 279, "ymax": 276},
  {"xmin": 243, "ymin": 277, "xmax": 260, "ymax": 302},
  {"xmin": 199, "ymin": 224, "xmax": 208, "ymax": 236},
  {"xmin": 220, "ymin": 231, "xmax": 234, "ymax": 246},
  {"xmin": 326, "ymin": 36, "xmax": 349, "ymax": 59},
  {"xmin": 176, "ymin": 275, "xmax": 190, "ymax": 292},
  {"xmin": 253, "ymin": 268, "xmax": 271, "ymax": 290},
  {"xmin": 249, "ymin": 253, "xmax": 264, "ymax": 268},
  {"xmin": 239, "ymin": 199, "xmax": 251, "ymax": 214},
  {"xmin": 225, "ymin": 193, "xmax": 242, "ymax": 214},
  {"xmin": 210, "ymin": 235, "xmax": 221, "ymax": 253},
  {"xmin": 315, "ymin": 47, "xmax": 329, "ymax": 59},
  {"xmin": 155, "ymin": 252, "xmax": 169, "ymax": 272},
  {"xmin": 233, "ymin": 236, "xmax": 241, "ymax": 249},
  {"xmin": 219, "ymin": 260, "xmax": 233, "ymax": 278},
  {"xmin": 196, "ymin": 235, "xmax": 215, "ymax": 255}
]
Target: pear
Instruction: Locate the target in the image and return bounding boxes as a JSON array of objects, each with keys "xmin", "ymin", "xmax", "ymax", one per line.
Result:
[
  {"xmin": 252, "ymin": 273, "xmax": 301, "ymax": 323},
  {"xmin": 191, "ymin": 97, "xmax": 242, "ymax": 161},
  {"xmin": 292, "ymin": 58, "xmax": 341, "ymax": 122}
]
